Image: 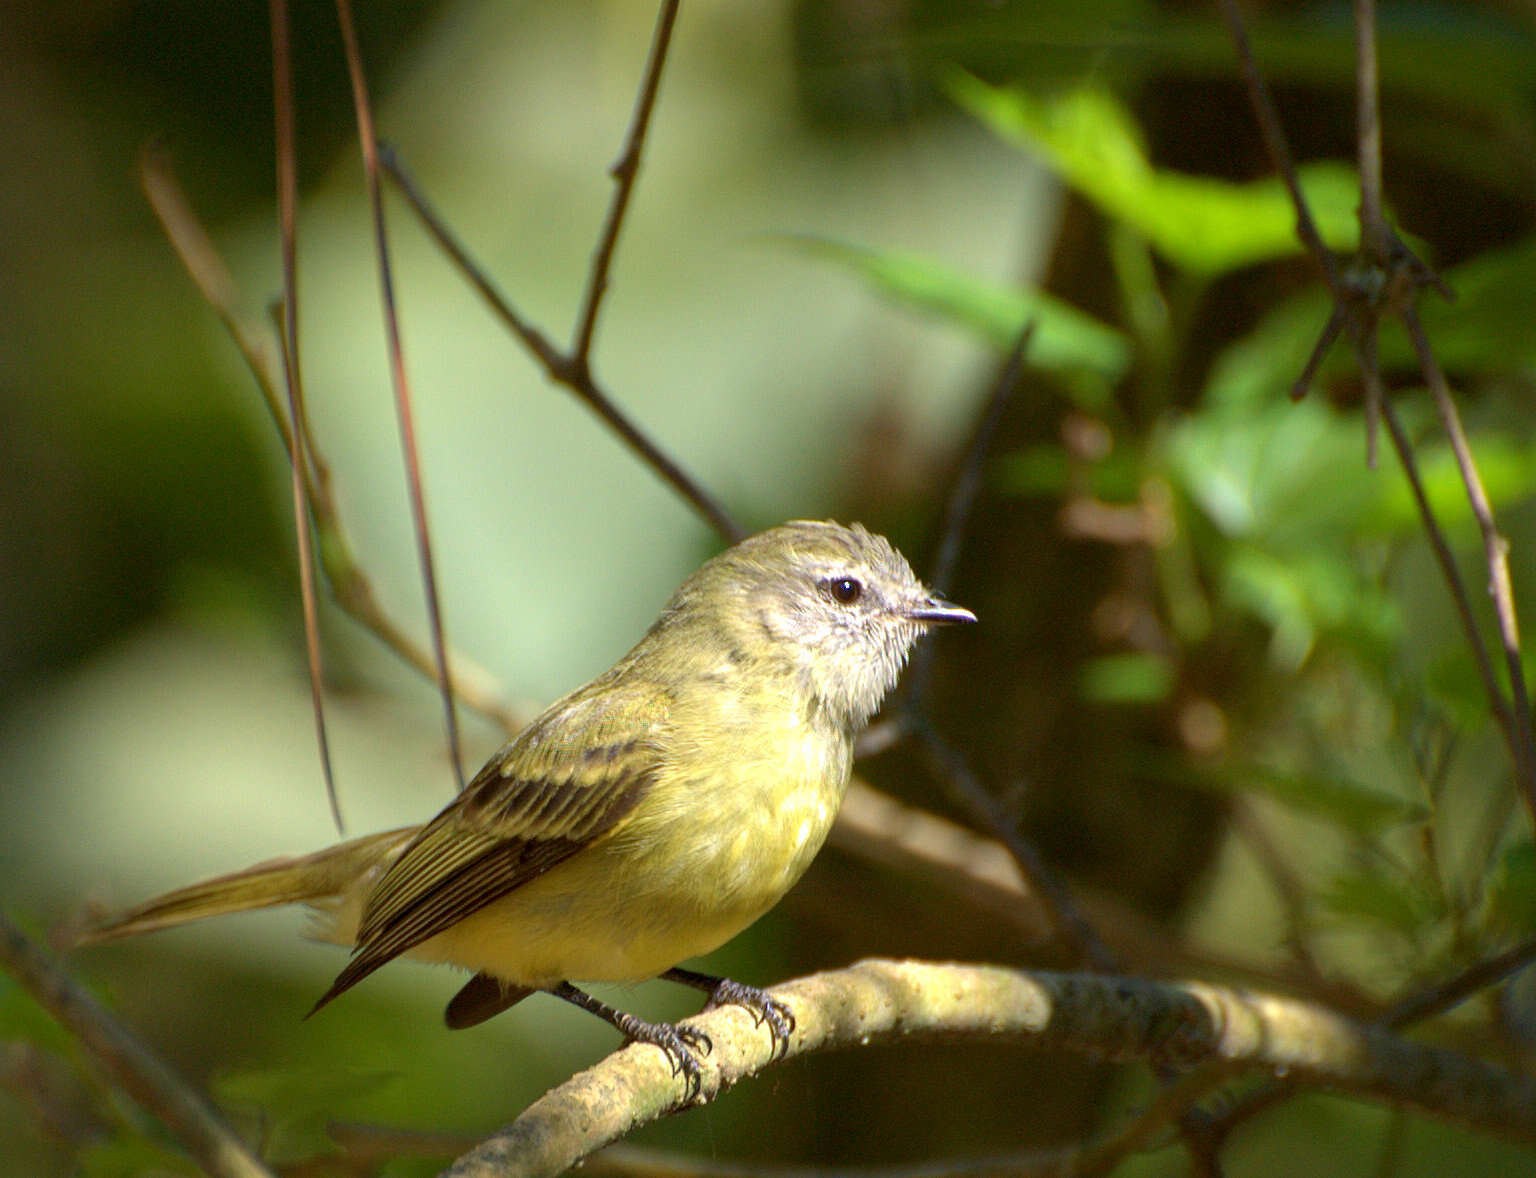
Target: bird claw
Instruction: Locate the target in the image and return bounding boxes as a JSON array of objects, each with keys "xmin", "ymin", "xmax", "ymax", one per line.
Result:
[
  {"xmin": 704, "ymin": 979, "xmax": 795, "ymax": 1059},
  {"xmin": 629, "ymin": 1020, "xmax": 711, "ymax": 1100}
]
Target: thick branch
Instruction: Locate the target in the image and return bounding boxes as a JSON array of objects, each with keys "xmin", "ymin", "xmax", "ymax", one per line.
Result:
[{"xmin": 441, "ymin": 960, "xmax": 1536, "ymax": 1178}]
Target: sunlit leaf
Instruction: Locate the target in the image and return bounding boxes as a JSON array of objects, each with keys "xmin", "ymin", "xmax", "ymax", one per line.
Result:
[
  {"xmin": 1223, "ymin": 545, "xmax": 1400, "ymax": 671},
  {"xmin": 783, "ymin": 235, "xmax": 1131, "ymax": 390},
  {"xmin": 1367, "ymin": 435, "xmax": 1536, "ymax": 538},
  {"xmin": 1166, "ymin": 397, "xmax": 1372, "ymax": 543},
  {"xmin": 948, "ymin": 75, "xmax": 1359, "ymax": 274}
]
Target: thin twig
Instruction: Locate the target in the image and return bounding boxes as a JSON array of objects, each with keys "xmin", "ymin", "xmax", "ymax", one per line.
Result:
[
  {"xmin": 0, "ymin": 914, "xmax": 276, "ymax": 1178},
  {"xmin": 1382, "ymin": 934, "xmax": 1536, "ymax": 1030},
  {"xmin": 379, "ymin": 147, "xmax": 744, "ymax": 543},
  {"xmin": 911, "ymin": 721, "xmax": 1116, "ymax": 971},
  {"xmin": 1378, "ymin": 397, "xmax": 1519, "ymax": 759},
  {"xmin": 1197, "ymin": 932, "xmax": 1536, "ymax": 1147},
  {"xmin": 271, "ymin": 0, "xmax": 344, "ymax": 834},
  {"xmin": 335, "ymin": 0, "xmax": 466, "ymax": 789},
  {"xmin": 1230, "ymin": 800, "xmax": 1326, "ymax": 985},
  {"xmin": 1353, "ymin": 0, "xmax": 1386, "ymax": 257},
  {"xmin": 1216, "ymin": 0, "xmax": 1341, "ymax": 293},
  {"xmin": 570, "ymin": 0, "xmax": 681, "ymax": 369},
  {"xmin": 1075, "ymin": 1064, "xmax": 1231, "ymax": 1178},
  {"xmin": 904, "ymin": 321, "xmax": 1032, "ymax": 709},
  {"xmin": 140, "ymin": 148, "xmax": 524, "ymax": 737},
  {"xmin": 929, "ymin": 324, "xmax": 1033, "ymax": 598},
  {"xmin": 1403, "ymin": 308, "xmax": 1536, "ymax": 818}
]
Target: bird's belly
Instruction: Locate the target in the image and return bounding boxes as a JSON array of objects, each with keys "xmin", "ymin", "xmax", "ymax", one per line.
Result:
[{"xmin": 407, "ymin": 770, "xmax": 846, "ymax": 987}]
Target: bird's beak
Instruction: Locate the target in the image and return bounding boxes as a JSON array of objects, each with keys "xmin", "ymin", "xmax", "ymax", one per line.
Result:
[{"xmin": 906, "ymin": 596, "xmax": 977, "ymax": 626}]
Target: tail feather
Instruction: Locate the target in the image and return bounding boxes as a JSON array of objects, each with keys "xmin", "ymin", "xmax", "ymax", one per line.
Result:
[{"xmin": 77, "ymin": 826, "xmax": 420, "ymax": 944}]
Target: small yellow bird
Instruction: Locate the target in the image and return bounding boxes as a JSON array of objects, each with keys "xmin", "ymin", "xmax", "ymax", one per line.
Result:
[{"xmin": 80, "ymin": 520, "xmax": 974, "ymax": 1084}]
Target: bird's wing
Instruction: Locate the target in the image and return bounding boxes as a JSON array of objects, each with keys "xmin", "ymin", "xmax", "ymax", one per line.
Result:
[{"xmin": 309, "ymin": 679, "xmax": 667, "ymax": 1012}]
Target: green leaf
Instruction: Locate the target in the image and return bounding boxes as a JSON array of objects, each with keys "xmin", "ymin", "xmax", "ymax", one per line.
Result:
[
  {"xmin": 1321, "ymin": 869, "xmax": 1443, "ymax": 933},
  {"xmin": 783, "ymin": 235, "xmax": 1131, "ymax": 391},
  {"xmin": 1488, "ymin": 840, "xmax": 1536, "ymax": 934},
  {"xmin": 949, "ymin": 75, "xmax": 1359, "ymax": 275},
  {"xmin": 1222, "ymin": 545, "xmax": 1400, "ymax": 671},
  {"xmin": 1421, "ymin": 647, "xmax": 1536, "ymax": 730},
  {"xmin": 1367, "ymin": 434, "xmax": 1536, "ymax": 539},
  {"xmin": 1079, "ymin": 652, "xmax": 1175, "ymax": 704},
  {"xmin": 1165, "ymin": 397, "xmax": 1374, "ymax": 544},
  {"xmin": 1407, "ymin": 234, "xmax": 1536, "ymax": 372},
  {"xmin": 1180, "ymin": 761, "xmax": 1426, "ymax": 832}
]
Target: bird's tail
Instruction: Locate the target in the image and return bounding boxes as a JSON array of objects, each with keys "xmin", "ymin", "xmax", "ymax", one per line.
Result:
[{"xmin": 75, "ymin": 826, "xmax": 420, "ymax": 944}]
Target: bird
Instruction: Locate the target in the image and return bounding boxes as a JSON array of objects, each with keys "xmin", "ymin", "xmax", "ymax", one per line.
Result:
[{"xmin": 78, "ymin": 520, "xmax": 975, "ymax": 1089}]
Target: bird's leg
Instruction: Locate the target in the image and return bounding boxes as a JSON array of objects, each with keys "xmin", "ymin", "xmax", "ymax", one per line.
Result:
[
  {"xmin": 549, "ymin": 981, "xmax": 710, "ymax": 1098},
  {"xmin": 661, "ymin": 967, "xmax": 795, "ymax": 1059}
]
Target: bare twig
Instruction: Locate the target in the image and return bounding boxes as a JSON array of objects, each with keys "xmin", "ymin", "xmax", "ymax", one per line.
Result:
[
  {"xmin": 1378, "ymin": 384, "xmax": 1520, "ymax": 767},
  {"xmin": 873, "ymin": 320, "xmax": 1113, "ymax": 972},
  {"xmin": 0, "ymin": 914, "xmax": 276, "ymax": 1178},
  {"xmin": 1404, "ymin": 308, "xmax": 1536, "ymax": 817},
  {"xmin": 931, "ymin": 322, "xmax": 1034, "ymax": 600},
  {"xmin": 1353, "ymin": 0, "xmax": 1386, "ymax": 258},
  {"xmin": 381, "ymin": 146, "xmax": 743, "ymax": 543},
  {"xmin": 911, "ymin": 722, "xmax": 1116, "ymax": 971},
  {"xmin": 570, "ymin": 0, "xmax": 681, "ymax": 368},
  {"xmin": 335, "ymin": 0, "xmax": 466, "ymax": 789},
  {"xmin": 440, "ymin": 960, "xmax": 1536, "ymax": 1178},
  {"xmin": 900, "ymin": 320, "xmax": 1032, "ymax": 715},
  {"xmin": 271, "ymin": 0, "xmax": 343, "ymax": 834},
  {"xmin": 1229, "ymin": 801, "xmax": 1326, "ymax": 985},
  {"xmin": 140, "ymin": 149, "xmax": 524, "ymax": 737},
  {"xmin": 1216, "ymin": 0, "xmax": 1341, "ymax": 293},
  {"xmin": 1381, "ymin": 934, "xmax": 1536, "ymax": 1031}
]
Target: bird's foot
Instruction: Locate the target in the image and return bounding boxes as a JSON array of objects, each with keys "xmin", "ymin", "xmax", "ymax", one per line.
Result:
[
  {"xmin": 661, "ymin": 968, "xmax": 795, "ymax": 1059},
  {"xmin": 619, "ymin": 1015, "xmax": 712, "ymax": 1098},
  {"xmin": 550, "ymin": 981, "xmax": 711, "ymax": 1100}
]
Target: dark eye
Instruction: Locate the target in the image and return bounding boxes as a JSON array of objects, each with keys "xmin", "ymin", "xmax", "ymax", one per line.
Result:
[{"xmin": 826, "ymin": 576, "xmax": 863, "ymax": 605}]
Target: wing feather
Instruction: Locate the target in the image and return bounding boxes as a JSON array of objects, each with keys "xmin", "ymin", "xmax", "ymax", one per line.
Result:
[{"xmin": 308, "ymin": 682, "xmax": 666, "ymax": 1013}]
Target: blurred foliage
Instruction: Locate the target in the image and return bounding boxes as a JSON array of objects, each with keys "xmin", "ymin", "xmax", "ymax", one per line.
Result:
[
  {"xmin": 4, "ymin": 0, "xmax": 1536, "ymax": 1176},
  {"xmin": 802, "ymin": 1, "xmax": 1536, "ymax": 1172}
]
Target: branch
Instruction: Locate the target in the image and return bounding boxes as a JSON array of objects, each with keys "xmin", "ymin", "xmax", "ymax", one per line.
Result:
[
  {"xmin": 335, "ymin": 0, "xmax": 466, "ymax": 788},
  {"xmin": 379, "ymin": 145, "xmax": 743, "ymax": 544},
  {"xmin": 139, "ymin": 147, "xmax": 525, "ymax": 737},
  {"xmin": 440, "ymin": 960, "xmax": 1536, "ymax": 1178},
  {"xmin": 570, "ymin": 0, "xmax": 680, "ymax": 367},
  {"xmin": 0, "ymin": 914, "xmax": 275, "ymax": 1178}
]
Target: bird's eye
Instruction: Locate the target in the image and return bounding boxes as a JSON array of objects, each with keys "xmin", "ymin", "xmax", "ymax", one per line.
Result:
[{"xmin": 826, "ymin": 576, "xmax": 863, "ymax": 605}]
